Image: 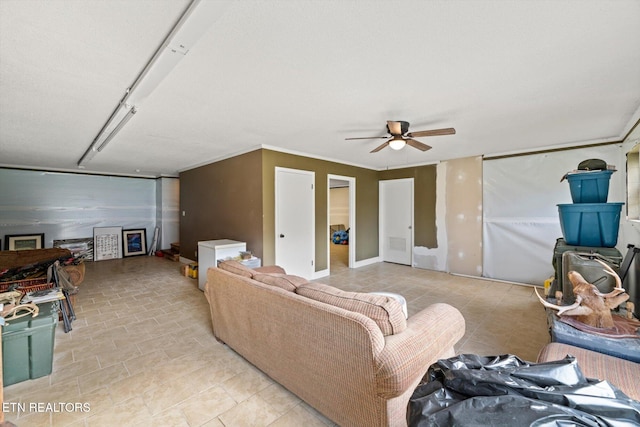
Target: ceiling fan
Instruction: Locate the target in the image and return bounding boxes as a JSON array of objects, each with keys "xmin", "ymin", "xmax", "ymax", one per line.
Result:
[{"xmin": 346, "ymin": 121, "xmax": 456, "ymax": 153}]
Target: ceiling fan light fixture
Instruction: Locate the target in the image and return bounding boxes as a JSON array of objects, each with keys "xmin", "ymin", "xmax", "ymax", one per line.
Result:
[{"xmin": 389, "ymin": 137, "xmax": 406, "ymax": 150}]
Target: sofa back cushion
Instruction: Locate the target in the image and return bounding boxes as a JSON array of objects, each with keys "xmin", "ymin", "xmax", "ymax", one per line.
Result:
[
  {"xmin": 217, "ymin": 260, "xmax": 255, "ymax": 278},
  {"xmin": 253, "ymin": 273, "xmax": 308, "ymax": 292},
  {"xmin": 296, "ymin": 283, "xmax": 407, "ymax": 336}
]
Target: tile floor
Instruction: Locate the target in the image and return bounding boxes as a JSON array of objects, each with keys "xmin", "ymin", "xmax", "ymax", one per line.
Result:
[{"xmin": 3, "ymin": 251, "xmax": 550, "ymax": 426}]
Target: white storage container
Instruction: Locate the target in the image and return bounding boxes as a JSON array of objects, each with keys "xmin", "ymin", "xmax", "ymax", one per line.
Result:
[{"xmin": 197, "ymin": 240, "xmax": 246, "ymax": 291}]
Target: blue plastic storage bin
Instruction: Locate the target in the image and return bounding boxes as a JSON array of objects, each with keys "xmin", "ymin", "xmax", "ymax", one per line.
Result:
[
  {"xmin": 565, "ymin": 170, "xmax": 614, "ymax": 203},
  {"xmin": 557, "ymin": 202, "xmax": 623, "ymax": 247}
]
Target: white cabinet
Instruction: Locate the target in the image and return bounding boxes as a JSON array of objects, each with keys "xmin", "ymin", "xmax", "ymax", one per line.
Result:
[{"xmin": 197, "ymin": 239, "xmax": 246, "ymax": 291}]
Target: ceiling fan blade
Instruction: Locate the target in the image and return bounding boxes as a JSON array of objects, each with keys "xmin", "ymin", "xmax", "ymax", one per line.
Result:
[
  {"xmin": 345, "ymin": 136, "xmax": 389, "ymax": 140},
  {"xmin": 370, "ymin": 140, "xmax": 390, "ymax": 153},
  {"xmin": 386, "ymin": 121, "xmax": 403, "ymax": 135},
  {"xmin": 407, "ymin": 127, "xmax": 456, "ymax": 138},
  {"xmin": 406, "ymin": 139, "xmax": 431, "ymax": 151}
]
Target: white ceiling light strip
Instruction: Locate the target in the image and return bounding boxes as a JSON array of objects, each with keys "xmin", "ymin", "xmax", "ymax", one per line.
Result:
[{"xmin": 78, "ymin": 0, "xmax": 231, "ymax": 167}]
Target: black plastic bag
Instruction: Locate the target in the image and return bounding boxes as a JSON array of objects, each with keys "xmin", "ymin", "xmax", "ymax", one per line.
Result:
[{"xmin": 408, "ymin": 354, "xmax": 640, "ymax": 426}]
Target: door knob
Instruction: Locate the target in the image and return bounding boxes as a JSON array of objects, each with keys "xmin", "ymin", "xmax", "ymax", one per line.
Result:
[{"xmin": 279, "ymin": 234, "xmax": 285, "ymax": 238}]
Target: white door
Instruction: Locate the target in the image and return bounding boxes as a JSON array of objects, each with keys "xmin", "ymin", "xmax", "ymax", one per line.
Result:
[
  {"xmin": 275, "ymin": 167, "xmax": 315, "ymax": 278},
  {"xmin": 380, "ymin": 178, "xmax": 413, "ymax": 265}
]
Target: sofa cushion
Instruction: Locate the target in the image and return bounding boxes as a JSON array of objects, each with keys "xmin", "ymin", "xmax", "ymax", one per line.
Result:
[
  {"xmin": 217, "ymin": 260, "xmax": 255, "ymax": 278},
  {"xmin": 296, "ymin": 283, "xmax": 407, "ymax": 336},
  {"xmin": 253, "ymin": 273, "xmax": 308, "ymax": 292}
]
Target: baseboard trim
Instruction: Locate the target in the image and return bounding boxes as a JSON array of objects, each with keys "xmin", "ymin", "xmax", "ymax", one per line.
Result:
[
  {"xmin": 312, "ymin": 269, "xmax": 330, "ymax": 280},
  {"xmin": 353, "ymin": 256, "xmax": 381, "ymax": 269}
]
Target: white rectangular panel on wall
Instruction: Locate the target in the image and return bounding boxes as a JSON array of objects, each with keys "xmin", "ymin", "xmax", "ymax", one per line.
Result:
[
  {"xmin": 0, "ymin": 169, "xmax": 156, "ymax": 249},
  {"xmin": 483, "ymin": 145, "xmax": 623, "ymax": 285}
]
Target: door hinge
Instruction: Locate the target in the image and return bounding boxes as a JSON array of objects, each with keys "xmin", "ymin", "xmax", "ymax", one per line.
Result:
[
  {"xmin": 311, "ymin": 184, "xmax": 314, "ymax": 190},
  {"xmin": 311, "ymin": 260, "xmax": 314, "ymax": 266}
]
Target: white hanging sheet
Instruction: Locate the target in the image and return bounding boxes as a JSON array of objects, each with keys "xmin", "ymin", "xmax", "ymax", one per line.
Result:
[{"xmin": 483, "ymin": 145, "xmax": 622, "ymax": 285}]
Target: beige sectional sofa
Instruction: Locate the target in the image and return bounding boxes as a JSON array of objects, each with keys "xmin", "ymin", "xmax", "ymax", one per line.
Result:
[{"xmin": 205, "ymin": 261, "xmax": 466, "ymax": 427}]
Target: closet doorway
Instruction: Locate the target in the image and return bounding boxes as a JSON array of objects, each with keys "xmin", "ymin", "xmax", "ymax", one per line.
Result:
[{"xmin": 328, "ymin": 175, "xmax": 355, "ymax": 273}]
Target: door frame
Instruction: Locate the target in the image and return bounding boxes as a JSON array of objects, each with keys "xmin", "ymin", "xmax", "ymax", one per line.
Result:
[
  {"xmin": 327, "ymin": 174, "xmax": 356, "ymax": 271},
  {"xmin": 379, "ymin": 178, "xmax": 414, "ymax": 266},
  {"xmin": 275, "ymin": 167, "xmax": 315, "ymax": 278}
]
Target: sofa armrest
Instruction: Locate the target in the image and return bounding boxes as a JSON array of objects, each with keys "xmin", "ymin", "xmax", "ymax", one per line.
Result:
[{"xmin": 375, "ymin": 303, "xmax": 465, "ymax": 398}]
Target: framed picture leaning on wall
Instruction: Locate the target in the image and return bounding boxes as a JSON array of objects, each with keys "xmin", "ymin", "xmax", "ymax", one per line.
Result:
[
  {"xmin": 122, "ymin": 229, "xmax": 147, "ymax": 257},
  {"xmin": 93, "ymin": 227, "xmax": 122, "ymax": 261},
  {"xmin": 4, "ymin": 233, "xmax": 44, "ymax": 250}
]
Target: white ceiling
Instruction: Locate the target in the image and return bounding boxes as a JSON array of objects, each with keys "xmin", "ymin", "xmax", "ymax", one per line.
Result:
[{"xmin": 1, "ymin": 0, "xmax": 639, "ymax": 178}]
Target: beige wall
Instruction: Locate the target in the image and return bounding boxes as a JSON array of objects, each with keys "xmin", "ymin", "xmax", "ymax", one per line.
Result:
[
  {"xmin": 329, "ymin": 187, "xmax": 350, "ymax": 229},
  {"xmin": 179, "ymin": 150, "xmax": 263, "ymax": 262},
  {"xmin": 445, "ymin": 156, "xmax": 483, "ymax": 276},
  {"xmin": 180, "ymin": 149, "xmax": 438, "ymax": 273}
]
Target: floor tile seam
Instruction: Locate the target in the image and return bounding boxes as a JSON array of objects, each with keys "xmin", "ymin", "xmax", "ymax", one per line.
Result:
[
  {"xmin": 50, "ymin": 356, "xmax": 102, "ymax": 383},
  {"xmin": 9, "ymin": 377, "xmax": 80, "ymax": 405},
  {"xmin": 296, "ymin": 401, "xmax": 337, "ymax": 426},
  {"xmin": 220, "ymin": 377, "xmax": 271, "ymax": 406},
  {"xmin": 6, "ymin": 409, "xmax": 53, "ymax": 425},
  {"xmin": 75, "ymin": 360, "xmax": 128, "ymax": 385},
  {"xmin": 151, "ymin": 406, "xmax": 191, "ymax": 427},
  {"xmin": 160, "ymin": 386, "xmax": 238, "ymax": 423}
]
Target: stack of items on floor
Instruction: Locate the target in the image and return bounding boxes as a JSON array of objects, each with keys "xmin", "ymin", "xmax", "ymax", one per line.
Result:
[
  {"xmin": 0, "ymin": 247, "xmax": 84, "ymax": 287},
  {"xmin": 159, "ymin": 242, "xmax": 180, "ymax": 261},
  {"xmin": 1, "ymin": 248, "xmax": 85, "ymax": 387},
  {"xmin": 552, "ymin": 159, "xmax": 623, "ymax": 298},
  {"xmin": 529, "ymin": 159, "xmax": 640, "ymax": 409},
  {"xmin": 557, "ymin": 158, "xmax": 621, "ymax": 248}
]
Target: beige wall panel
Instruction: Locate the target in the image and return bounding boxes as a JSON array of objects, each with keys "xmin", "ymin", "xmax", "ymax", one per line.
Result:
[
  {"xmin": 329, "ymin": 187, "xmax": 350, "ymax": 229},
  {"xmin": 446, "ymin": 156, "xmax": 483, "ymax": 276}
]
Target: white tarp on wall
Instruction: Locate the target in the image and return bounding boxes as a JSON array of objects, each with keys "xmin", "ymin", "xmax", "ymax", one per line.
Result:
[
  {"xmin": 483, "ymin": 144, "xmax": 623, "ymax": 285},
  {"xmin": 0, "ymin": 169, "xmax": 158, "ymax": 250}
]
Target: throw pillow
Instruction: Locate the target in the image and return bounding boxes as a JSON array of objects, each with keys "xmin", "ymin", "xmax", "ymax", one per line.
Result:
[
  {"xmin": 296, "ymin": 283, "xmax": 407, "ymax": 336},
  {"xmin": 252, "ymin": 273, "xmax": 308, "ymax": 292},
  {"xmin": 217, "ymin": 260, "xmax": 255, "ymax": 278}
]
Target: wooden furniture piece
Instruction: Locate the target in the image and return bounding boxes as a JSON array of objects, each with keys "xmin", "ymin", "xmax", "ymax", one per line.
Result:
[{"xmin": 537, "ymin": 342, "xmax": 640, "ymax": 401}]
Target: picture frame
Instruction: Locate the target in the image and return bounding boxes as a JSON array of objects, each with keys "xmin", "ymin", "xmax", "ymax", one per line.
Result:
[
  {"xmin": 122, "ymin": 229, "xmax": 147, "ymax": 257},
  {"xmin": 54, "ymin": 237, "xmax": 94, "ymax": 261},
  {"xmin": 4, "ymin": 233, "xmax": 45, "ymax": 251},
  {"xmin": 93, "ymin": 227, "xmax": 123, "ymax": 261}
]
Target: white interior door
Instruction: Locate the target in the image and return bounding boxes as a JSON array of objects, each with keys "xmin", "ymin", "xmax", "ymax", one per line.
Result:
[
  {"xmin": 275, "ymin": 167, "xmax": 315, "ymax": 278},
  {"xmin": 380, "ymin": 178, "xmax": 413, "ymax": 265}
]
